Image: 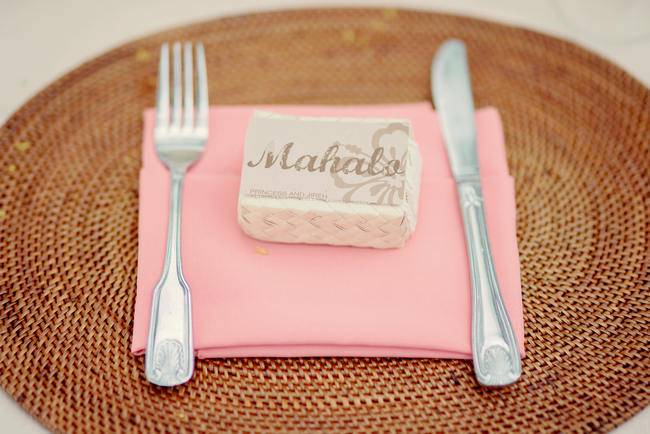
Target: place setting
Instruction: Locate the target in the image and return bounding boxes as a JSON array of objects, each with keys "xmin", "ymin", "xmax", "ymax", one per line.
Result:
[{"xmin": 0, "ymin": 8, "xmax": 648, "ymax": 433}]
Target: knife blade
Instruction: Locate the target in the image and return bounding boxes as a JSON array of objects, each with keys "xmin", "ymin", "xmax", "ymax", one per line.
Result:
[{"xmin": 432, "ymin": 39, "xmax": 521, "ymax": 386}]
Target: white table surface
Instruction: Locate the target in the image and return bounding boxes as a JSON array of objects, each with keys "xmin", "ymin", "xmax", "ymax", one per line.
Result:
[{"xmin": 1, "ymin": 0, "xmax": 648, "ymax": 432}]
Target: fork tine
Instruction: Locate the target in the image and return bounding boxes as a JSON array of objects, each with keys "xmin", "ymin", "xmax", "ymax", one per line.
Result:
[
  {"xmin": 195, "ymin": 43, "xmax": 209, "ymax": 130},
  {"xmin": 182, "ymin": 42, "xmax": 194, "ymax": 130},
  {"xmin": 156, "ymin": 43, "xmax": 170, "ymax": 128},
  {"xmin": 171, "ymin": 42, "xmax": 183, "ymax": 129}
]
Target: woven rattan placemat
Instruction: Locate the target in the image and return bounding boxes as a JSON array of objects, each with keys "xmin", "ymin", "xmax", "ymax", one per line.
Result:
[{"xmin": 0, "ymin": 8, "xmax": 648, "ymax": 433}]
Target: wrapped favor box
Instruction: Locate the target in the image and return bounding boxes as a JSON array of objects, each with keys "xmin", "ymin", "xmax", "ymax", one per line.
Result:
[{"xmin": 237, "ymin": 111, "xmax": 422, "ymax": 248}]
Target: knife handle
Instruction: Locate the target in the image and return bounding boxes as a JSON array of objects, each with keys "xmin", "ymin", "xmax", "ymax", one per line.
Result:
[{"xmin": 457, "ymin": 180, "xmax": 521, "ymax": 386}]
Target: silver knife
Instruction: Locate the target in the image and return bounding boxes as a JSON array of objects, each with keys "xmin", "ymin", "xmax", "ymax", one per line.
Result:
[{"xmin": 432, "ymin": 39, "xmax": 521, "ymax": 386}]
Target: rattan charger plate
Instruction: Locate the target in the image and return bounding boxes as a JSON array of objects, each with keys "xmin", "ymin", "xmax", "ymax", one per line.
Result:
[{"xmin": 1, "ymin": 8, "xmax": 648, "ymax": 433}]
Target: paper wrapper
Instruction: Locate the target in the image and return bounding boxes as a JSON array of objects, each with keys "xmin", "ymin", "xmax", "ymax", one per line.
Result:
[{"xmin": 237, "ymin": 111, "xmax": 422, "ymax": 248}]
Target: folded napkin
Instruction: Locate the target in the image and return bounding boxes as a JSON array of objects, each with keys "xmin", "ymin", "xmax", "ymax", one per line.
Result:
[{"xmin": 132, "ymin": 103, "xmax": 525, "ymax": 359}]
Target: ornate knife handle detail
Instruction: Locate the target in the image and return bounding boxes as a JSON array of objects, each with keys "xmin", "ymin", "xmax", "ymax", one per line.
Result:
[{"xmin": 458, "ymin": 180, "xmax": 521, "ymax": 386}]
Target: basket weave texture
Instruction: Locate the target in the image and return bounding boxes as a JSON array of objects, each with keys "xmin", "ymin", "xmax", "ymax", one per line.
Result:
[{"xmin": 0, "ymin": 8, "xmax": 648, "ymax": 433}]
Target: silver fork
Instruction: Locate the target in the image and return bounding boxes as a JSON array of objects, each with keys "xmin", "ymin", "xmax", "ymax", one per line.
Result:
[{"xmin": 145, "ymin": 42, "xmax": 208, "ymax": 387}]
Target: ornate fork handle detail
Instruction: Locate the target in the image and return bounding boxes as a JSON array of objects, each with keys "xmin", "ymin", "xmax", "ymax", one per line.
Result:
[
  {"xmin": 145, "ymin": 169, "xmax": 194, "ymax": 386},
  {"xmin": 458, "ymin": 180, "xmax": 521, "ymax": 386}
]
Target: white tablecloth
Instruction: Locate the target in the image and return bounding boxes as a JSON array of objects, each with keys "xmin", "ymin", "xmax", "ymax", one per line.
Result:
[{"xmin": 1, "ymin": 1, "xmax": 648, "ymax": 432}]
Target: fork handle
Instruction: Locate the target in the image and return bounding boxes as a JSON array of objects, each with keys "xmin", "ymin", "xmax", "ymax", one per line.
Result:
[
  {"xmin": 145, "ymin": 169, "xmax": 194, "ymax": 386},
  {"xmin": 457, "ymin": 180, "xmax": 521, "ymax": 386}
]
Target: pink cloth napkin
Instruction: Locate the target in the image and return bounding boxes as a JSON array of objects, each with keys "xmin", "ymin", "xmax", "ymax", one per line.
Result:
[{"xmin": 132, "ymin": 103, "xmax": 525, "ymax": 359}]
